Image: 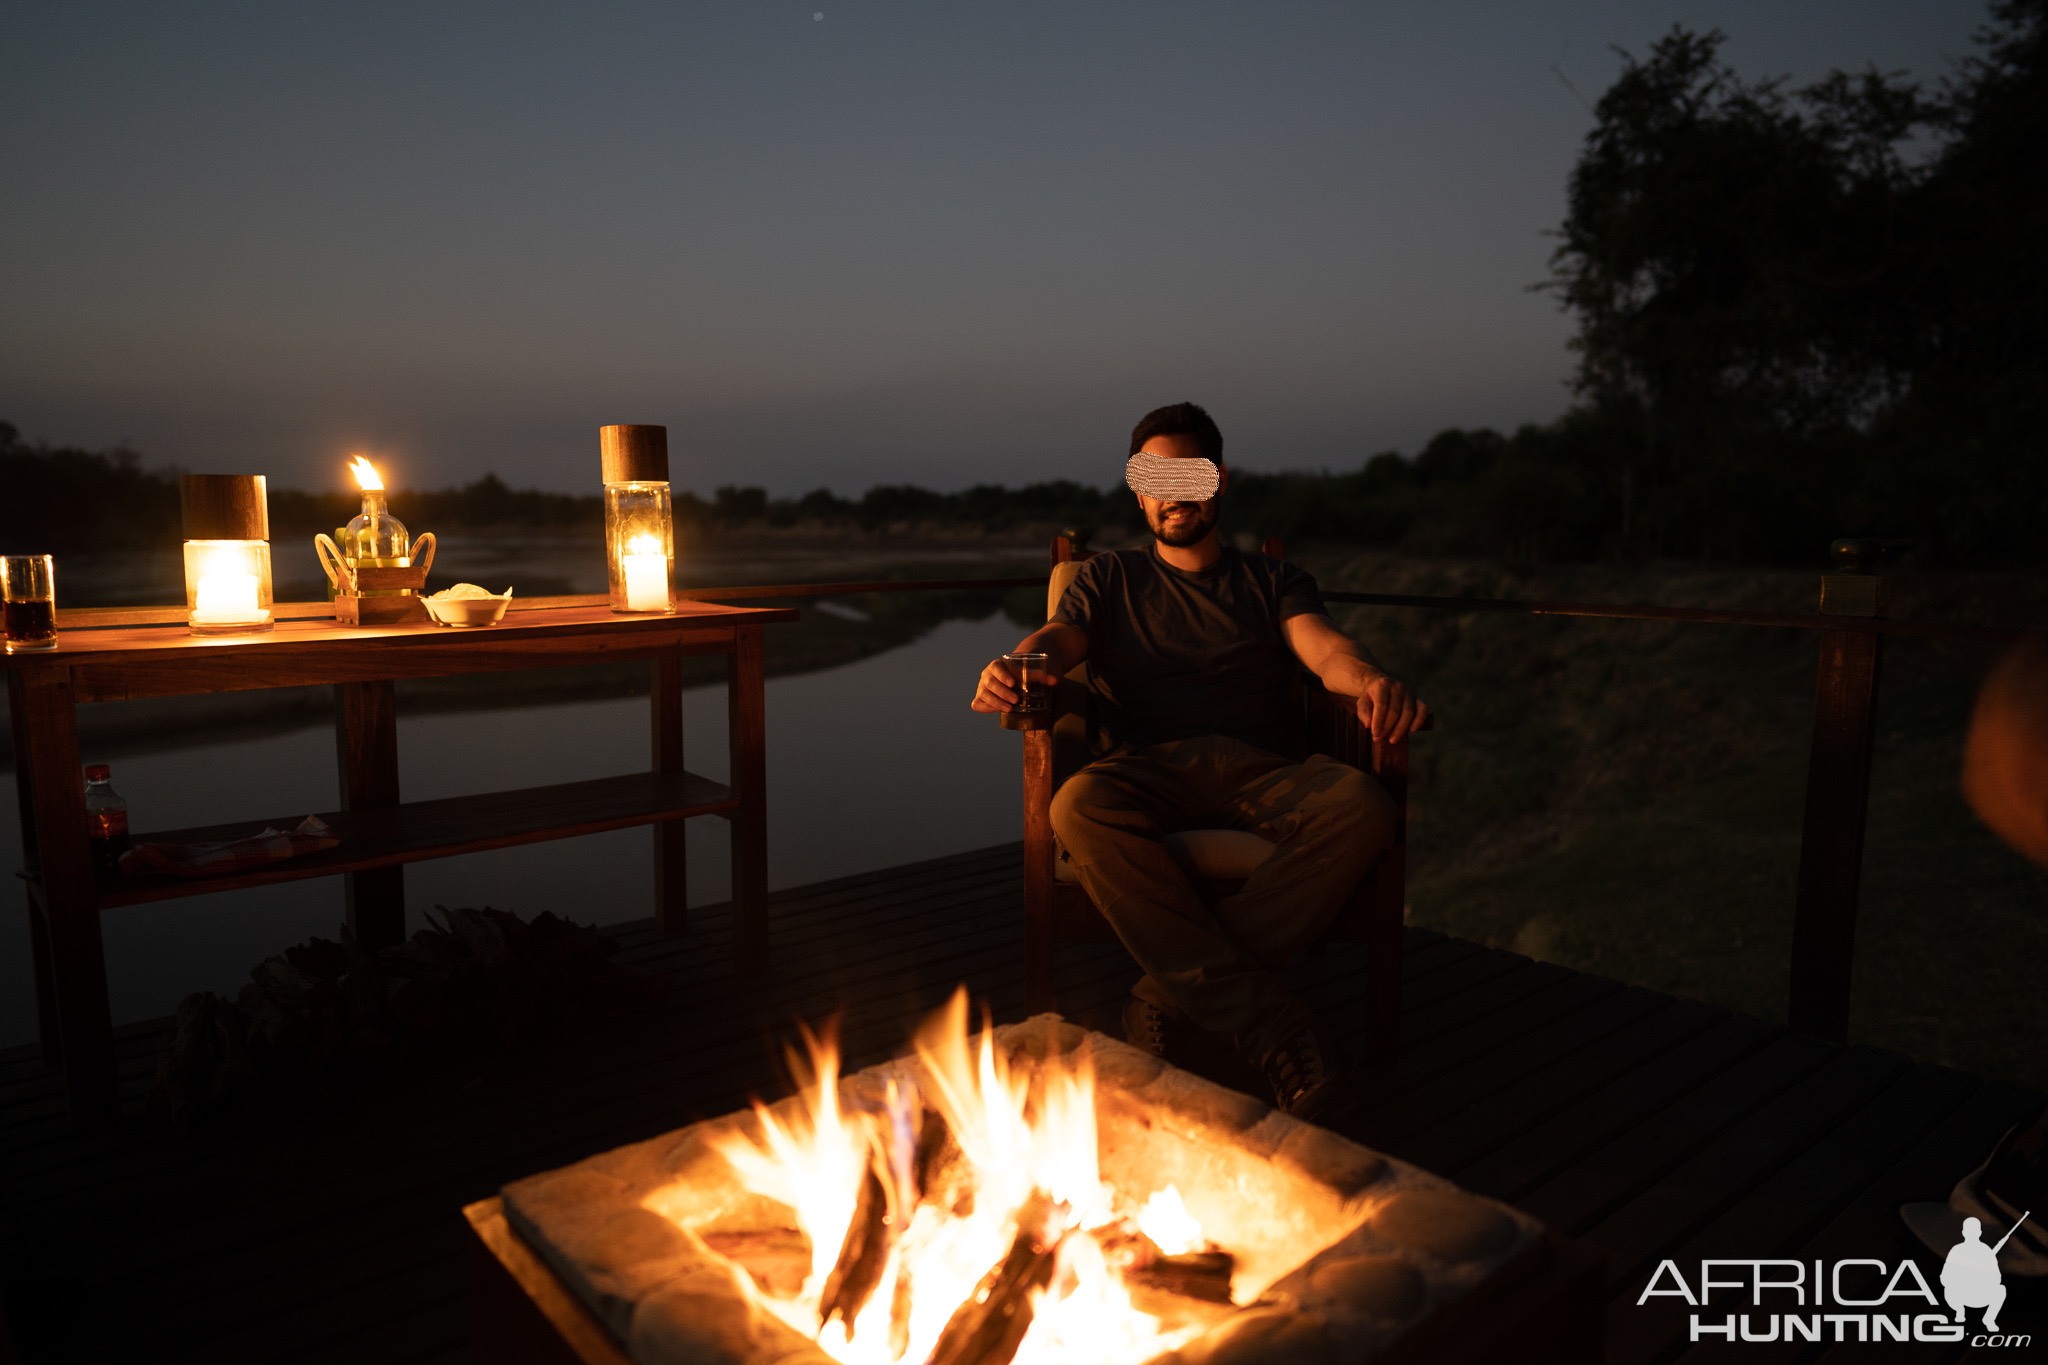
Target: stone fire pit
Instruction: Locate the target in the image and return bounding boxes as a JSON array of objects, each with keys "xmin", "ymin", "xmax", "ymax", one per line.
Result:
[{"xmin": 499, "ymin": 1015, "xmax": 1547, "ymax": 1365}]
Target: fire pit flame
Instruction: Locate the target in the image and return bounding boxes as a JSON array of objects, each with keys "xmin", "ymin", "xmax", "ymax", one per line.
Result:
[
  {"xmin": 704, "ymin": 989, "xmax": 1213, "ymax": 1365},
  {"xmin": 1136, "ymin": 1187, "xmax": 1203, "ymax": 1258}
]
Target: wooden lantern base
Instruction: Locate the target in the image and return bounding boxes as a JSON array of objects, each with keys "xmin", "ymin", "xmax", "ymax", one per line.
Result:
[
  {"xmin": 334, "ymin": 592, "xmax": 433, "ymax": 627},
  {"xmin": 324, "ymin": 534, "xmax": 437, "ymax": 627}
]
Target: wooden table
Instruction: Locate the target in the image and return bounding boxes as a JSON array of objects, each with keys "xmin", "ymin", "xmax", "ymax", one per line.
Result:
[{"xmin": 3, "ymin": 598, "xmax": 798, "ymax": 1131}]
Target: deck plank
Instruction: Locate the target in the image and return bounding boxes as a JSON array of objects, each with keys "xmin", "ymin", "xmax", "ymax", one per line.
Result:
[
  {"xmin": 1582, "ymin": 1047, "xmax": 1912, "ymax": 1298},
  {"xmin": 0, "ymin": 843, "xmax": 2037, "ymax": 1365},
  {"xmin": 1453, "ymin": 1011, "xmax": 1781, "ymax": 1205},
  {"xmin": 1606, "ymin": 1062, "xmax": 1979, "ymax": 1365},
  {"xmin": 1515, "ymin": 1029, "xmax": 1842, "ymax": 1236},
  {"xmin": 1406, "ymin": 997, "xmax": 1729, "ymax": 1180}
]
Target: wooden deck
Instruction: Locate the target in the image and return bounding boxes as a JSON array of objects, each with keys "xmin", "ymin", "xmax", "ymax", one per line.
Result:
[{"xmin": 1, "ymin": 842, "xmax": 2040, "ymax": 1364}]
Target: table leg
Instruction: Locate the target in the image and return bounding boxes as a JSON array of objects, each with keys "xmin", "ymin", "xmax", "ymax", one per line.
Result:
[
  {"xmin": 335, "ymin": 680, "xmax": 406, "ymax": 951},
  {"xmin": 651, "ymin": 653, "xmax": 687, "ymax": 934},
  {"xmin": 26, "ymin": 887, "xmax": 62, "ymax": 1065},
  {"xmin": 7, "ymin": 672, "xmax": 63, "ymax": 1063},
  {"xmin": 14, "ymin": 667, "xmax": 120, "ymax": 1129},
  {"xmin": 728, "ymin": 625, "xmax": 768, "ymax": 973}
]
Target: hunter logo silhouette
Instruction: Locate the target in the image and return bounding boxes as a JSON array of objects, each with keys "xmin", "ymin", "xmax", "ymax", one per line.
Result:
[{"xmin": 1943, "ymin": 1213, "xmax": 2029, "ymax": 1332}]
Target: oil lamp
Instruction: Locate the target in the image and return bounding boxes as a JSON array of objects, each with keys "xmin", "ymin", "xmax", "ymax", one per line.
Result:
[
  {"xmin": 314, "ymin": 456, "xmax": 437, "ymax": 626},
  {"xmin": 180, "ymin": 474, "xmax": 274, "ymax": 635},
  {"xmin": 342, "ymin": 457, "xmax": 412, "ymax": 594},
  {"xmin": 600, "ymin": 425, "xmax": 675, "ymax": 614}
]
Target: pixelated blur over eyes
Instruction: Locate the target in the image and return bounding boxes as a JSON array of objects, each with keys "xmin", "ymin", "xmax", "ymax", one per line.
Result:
[{"xmin": 1125, "ymin": 453, "xmax": 1220, "ymax": 501}]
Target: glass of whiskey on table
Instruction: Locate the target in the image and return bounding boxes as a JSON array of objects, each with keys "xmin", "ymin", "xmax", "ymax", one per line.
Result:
[{"xmin": 1, "ymin": 554, "xmax": 57, "ymax": 653}]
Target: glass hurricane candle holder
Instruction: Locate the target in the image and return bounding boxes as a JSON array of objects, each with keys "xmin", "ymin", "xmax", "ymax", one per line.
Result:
[
  {"xmin": 183, "ymin": 540, "xmax": 274, "ymax": 634},
  {"xmin": 180, "ymin": 474, "xmax": 275, "ymax": 635},
  {"xmin": 600, "ymin": 425, "xmax": 675, "ymax": 615}
]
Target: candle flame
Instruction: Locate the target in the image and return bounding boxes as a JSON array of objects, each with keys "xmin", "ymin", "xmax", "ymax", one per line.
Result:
[{"xmin": 349, "ymin": 457, "xmax": 385, "ymax": 491}]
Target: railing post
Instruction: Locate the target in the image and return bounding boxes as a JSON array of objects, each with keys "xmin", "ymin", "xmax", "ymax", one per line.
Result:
[
  {"xmin": 335, "ymin": 679, "xmax": 406, "ymax": 952},
  {"xmin": 1787, "ymin": 564, "xmax": 1885, "ymax": 1042}
]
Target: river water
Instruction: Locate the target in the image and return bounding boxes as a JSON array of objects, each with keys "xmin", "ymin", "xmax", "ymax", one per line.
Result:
[{"xmin": 0, "ymin": 613, "xmax": 1029, "ymax": 1049}]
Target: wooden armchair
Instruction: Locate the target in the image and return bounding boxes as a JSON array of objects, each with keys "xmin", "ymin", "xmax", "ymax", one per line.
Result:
[{"xmin": 1011, "ymin": 535, "xmax": 1416, "ymax": 1061}]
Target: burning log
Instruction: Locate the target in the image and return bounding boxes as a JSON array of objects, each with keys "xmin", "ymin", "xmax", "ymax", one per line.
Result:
[
  {"xmin": 888, "ymin": 1253, "xmax": 915, "ymax": 1360},
  {"xmin": 921, "ymin": 1192, "xmax": 1066, "ymax": 1365},
  {"xmin": 860, "ymin": 1088, "xmax": 936, "ymax": 1358},
  {"xmin": 698, "ymin": 1228, "xmax": 811, "ymax": 1299},
  {"xmin": 1128, "ymin": 1248, "xmax": 1235, "ymax": 1304},
  {"xmin": 910, "ymin": 1105, "xmax": 975, "ymax": 1218},
  {"xmin": 1093, "ymin": 1227, "xmax": 1237, "ymax": 1331},
  {"xmin": 818, "ymin": 1160, "xmax": 893, "ymax": 1332},
  {"xmin": 912, "ymin": 1104, "xmax": 951, "ymax": 1198}
]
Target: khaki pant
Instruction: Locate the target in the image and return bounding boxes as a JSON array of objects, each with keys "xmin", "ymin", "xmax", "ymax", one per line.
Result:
[{"xmin": 1050, "ymin": 734, "xmax": 1396, "ymax": 1061}]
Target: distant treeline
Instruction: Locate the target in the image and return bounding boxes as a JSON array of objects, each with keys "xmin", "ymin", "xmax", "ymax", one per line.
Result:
[
  {"xmin": 0, "ymin": 421, "xmax": 1146, "ymax": 549},
  {"xmin": 0, "ymin": 414, "xmax": 1665, "ymax": 561},
  {"xmin": 0, "ymin": 396, "xmax": 2033, "ymax": 568}
]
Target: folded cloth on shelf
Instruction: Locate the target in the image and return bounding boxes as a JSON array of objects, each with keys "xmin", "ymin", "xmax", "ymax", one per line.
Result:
[{"xmin": 117, "ymin": 815, "xmax": 339, "ymax": 878}]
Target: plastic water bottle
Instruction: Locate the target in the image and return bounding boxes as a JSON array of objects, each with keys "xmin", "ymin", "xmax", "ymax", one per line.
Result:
[{"xmin": 83, "ymin": 764, "xmax": 129, "ymax": 876}]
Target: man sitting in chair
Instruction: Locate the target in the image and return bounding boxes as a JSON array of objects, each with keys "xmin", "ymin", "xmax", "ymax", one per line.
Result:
[{"xmin": 970, "ymin": 401, "xmax": 1428, "ymax": 1122}]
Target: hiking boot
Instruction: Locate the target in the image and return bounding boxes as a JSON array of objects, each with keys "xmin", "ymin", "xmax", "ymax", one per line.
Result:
[
  {"xmin": 1122, "ymin": 994, "xmax": 1199, "ymax": 1068},
  {"xmin": 1257, "ymin": 1024, "xmax": 1353, "ymax": 1125},
  {"xmin": 1962, "ymin": 1121, "xmax": 2048, "ymax": 1275},
  {"xmin": 1905, "ymin": 1117, "xmax": 2048, "ymax": 1277}
]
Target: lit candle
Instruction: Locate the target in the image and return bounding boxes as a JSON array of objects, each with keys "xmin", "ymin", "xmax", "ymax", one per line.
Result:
[
  {"xmin": 192, "ymin": 572, "xmax": 266, "ymax": 625},
  {"xmin": 621, "ymin": 537, "xmax": 669, "ymax": 612}
]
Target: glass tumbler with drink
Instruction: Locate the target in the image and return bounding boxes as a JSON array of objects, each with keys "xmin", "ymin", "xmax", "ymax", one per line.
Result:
[
  {"xmin": 999, "ymin": 651, "xmax": 1053, "ymax": 730},
  {"xmin": 1, "ymin": 554, "xmax": 58, "ymax": 653}
]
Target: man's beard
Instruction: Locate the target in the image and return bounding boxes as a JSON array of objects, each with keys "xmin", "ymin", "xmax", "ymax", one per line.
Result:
[{"xmin": 1149, "ymin": 501, "xmax": 1218, "ymax": 547}]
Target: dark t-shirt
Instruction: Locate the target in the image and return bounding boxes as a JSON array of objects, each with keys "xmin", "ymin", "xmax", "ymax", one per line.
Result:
[{"xmin": 1050, "ymin": 545, "xmax": 1330, "ymax": 757}]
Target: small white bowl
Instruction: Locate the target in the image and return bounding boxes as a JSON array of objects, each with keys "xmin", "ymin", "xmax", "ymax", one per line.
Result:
[{"xmin": 424, "ymin": 595, "xmax": 511, "ymax": 628}]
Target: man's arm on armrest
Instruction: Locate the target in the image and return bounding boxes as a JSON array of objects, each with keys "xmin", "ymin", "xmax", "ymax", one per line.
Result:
[
  {"xmin": 970, "ymin": 621, "xmax": 1089, "ymax": 714},
  {"xmin": 1283, "ymin": 612, "xmax": 1430, "ymax": 742}
]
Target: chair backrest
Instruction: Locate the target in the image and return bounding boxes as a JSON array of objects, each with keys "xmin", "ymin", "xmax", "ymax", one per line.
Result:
[
  {"xmin": 1047, "ymin": 535, "xmax": 1097, "ymax": 787},
  {"xmin": 1046, "ymin": 561, "xmax": 1085, "ymax": 622}
]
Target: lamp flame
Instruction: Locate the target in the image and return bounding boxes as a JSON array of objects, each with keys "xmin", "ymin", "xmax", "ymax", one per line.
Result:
[{"xmin": 349, "ymin": 457, "xmax": 385, "ymax": 492}]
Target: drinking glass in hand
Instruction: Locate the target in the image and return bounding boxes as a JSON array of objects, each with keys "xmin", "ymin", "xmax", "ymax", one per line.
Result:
[
  {"xmin": 1002, "ymin": 652, "xmax": 1051, "ymax": 715},
  {"xmin": 1, "ymin": 555, "xmax": 57, "ymax": 654}
]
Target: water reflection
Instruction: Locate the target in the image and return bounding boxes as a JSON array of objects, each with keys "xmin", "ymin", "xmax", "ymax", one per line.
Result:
[{"xmin": 0, "ymin": 614, "xmax": 1026, "ymax": 1047}]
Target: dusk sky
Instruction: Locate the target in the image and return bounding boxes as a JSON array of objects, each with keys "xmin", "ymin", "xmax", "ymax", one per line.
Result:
[{"xmin": 2, "ymin": 2, "xmax": 1987, "ymax": 498}]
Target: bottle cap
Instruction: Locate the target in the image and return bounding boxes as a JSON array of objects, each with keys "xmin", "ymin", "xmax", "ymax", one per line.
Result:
[{"xmin": 84, "ymin": 764, "xmax": 110, "ymax": 781}]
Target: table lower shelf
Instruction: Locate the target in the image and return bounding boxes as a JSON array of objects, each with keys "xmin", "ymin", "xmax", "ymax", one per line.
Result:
[{"xmin": 88, "ymin": 770, "xmax": 737, "ymax": 908}]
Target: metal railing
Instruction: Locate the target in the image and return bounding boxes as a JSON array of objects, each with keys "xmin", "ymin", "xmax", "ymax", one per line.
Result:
[
  {"xmin": 689, "ymin": 571, "xmax": 2028, "ymax": 1046},
  {"xmin": 1319, "ymin": 585, "xmax": 2025, "ymax": 1043},
  {"xmin": 49, "ymin": 570, "xmax": 2031, "ymax": 1045}
]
